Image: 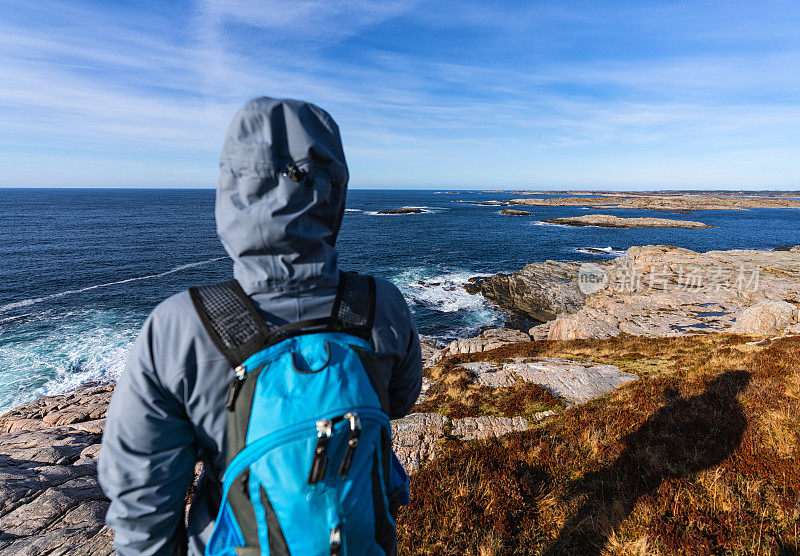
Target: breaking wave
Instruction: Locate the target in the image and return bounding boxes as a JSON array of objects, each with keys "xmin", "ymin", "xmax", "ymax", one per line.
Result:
[
  {"xmin": 574, "ymin": 246, "xmax": 626, "ymax": 257},
  {"xmin": 390, "ymin": 268, "xmax": 506, "ymax": 341},
  {"xmin": 0, "ymin": 309, "xmax": 138, "ymax": 412}
]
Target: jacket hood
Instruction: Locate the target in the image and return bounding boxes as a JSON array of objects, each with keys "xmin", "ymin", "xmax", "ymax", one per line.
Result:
[{"xmin": 216, "ymin": 97, "xmax": 349, "ymax": 293}]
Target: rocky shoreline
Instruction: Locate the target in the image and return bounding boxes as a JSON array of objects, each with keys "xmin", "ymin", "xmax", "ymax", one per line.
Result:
[
  {"xmin": 508, "ymin": 192, "xmax": 800, "ymax": 211},
  {"xmin": 3, "ymin": 244, "xmax": 799, "ymax": 553},
  {"xmin": 469, "ymin": 244, "xmax": 800, "ymax": 340}
]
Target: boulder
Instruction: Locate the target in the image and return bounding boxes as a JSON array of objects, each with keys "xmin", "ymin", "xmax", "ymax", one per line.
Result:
[
  {"xmin": 466, "ymin": 260, "xmax": 585, "ymax": 322},
  {"xmin": 547, "ymin": 312, "xmax": 621, "ymax": 340},
  {"xmin": 730, "ymin": 300, "xmax": 799, "ymax": 335}
]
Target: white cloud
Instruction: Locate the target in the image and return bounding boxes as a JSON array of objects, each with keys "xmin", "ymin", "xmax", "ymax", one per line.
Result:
[{"xmin": 0, "ymin": 0, "xmax": 798, "ymax": 187}]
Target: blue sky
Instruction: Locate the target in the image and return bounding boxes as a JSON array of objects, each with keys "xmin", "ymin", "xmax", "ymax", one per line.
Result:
[{"xmin": 0, "ymin": 0, "xmax": 799, "ymax": 189}]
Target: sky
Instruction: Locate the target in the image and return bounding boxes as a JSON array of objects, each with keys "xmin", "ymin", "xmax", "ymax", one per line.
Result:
[{"xmin": 0, "ymin": 0, "xmax": 799, "ymax": 190}]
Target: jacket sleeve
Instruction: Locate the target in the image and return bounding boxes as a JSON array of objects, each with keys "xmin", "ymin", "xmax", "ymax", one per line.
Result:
[
  {"xmin": 386, "ymin": 305, "xmax": 423, "ymax": 420},
  {"xmin": 98, "ymin": 314, "xmax": 197, "ymax": 556}
]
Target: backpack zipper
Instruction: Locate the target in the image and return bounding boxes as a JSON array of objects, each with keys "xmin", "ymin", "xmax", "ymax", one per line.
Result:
[
  {"xmin": 220, "ymin": 408, "xmax": 389, "ymax": 491},
  {"xmin": 226, "ymin": 365, "xmax": 248, "ymax": 410}
]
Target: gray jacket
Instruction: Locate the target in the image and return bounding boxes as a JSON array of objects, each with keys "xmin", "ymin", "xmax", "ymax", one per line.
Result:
[{"xmin": 98, "ymin": 98, "xmax": 423, "ymax": 556}]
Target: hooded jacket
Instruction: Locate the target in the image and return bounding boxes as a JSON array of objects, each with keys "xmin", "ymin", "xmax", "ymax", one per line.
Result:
[{"xmin": 98, "ymin": 98, "xmax": 423, "ymax": 556}]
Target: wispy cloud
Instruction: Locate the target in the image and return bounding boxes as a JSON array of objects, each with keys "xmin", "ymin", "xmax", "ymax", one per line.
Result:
[{"xmin": 0, "ymin": 0, "xmax": 798, "ymax": 188}]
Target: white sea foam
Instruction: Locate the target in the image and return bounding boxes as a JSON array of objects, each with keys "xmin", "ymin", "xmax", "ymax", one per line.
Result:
[
  {"xmin": 344, "ymin": 208, "xmax": 361, "ymax": 212},
  {"xmin": 0, "ymin": 309, "xmax": 138, "ymax": 412},
  {"xmin": 0, "ymin": 257, "xmax": 225, "ymax": 313},
  {"xmin": 390, "ymin": 268, "xmax": 506, "ymax": 340},
  {"xmin": 365, "ymin": 209, "xmax": 430, "ymax": 216},
  {"xmin": 574, "ymin": 246, "xmax": 626, "ymax": 257},
  {"xmin": 533, "ymin": 220, "xmax": 572, "ymax": 228}
]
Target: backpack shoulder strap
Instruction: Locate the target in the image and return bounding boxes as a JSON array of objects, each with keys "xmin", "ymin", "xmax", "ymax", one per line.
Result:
[
  {"xmin": 265, "ymin": 271, "xmax": 377, "ymax": 344},
  {"xmin": 189, "ymin": 280, "xmax": 272, "ymax": 368},
  {"xmin": 330, "ymin": 271, "xmax": 377, "ymax": 341},
  {"xmin": 190, "ymin": 272, "xmax": 377, "ymax": 366}
]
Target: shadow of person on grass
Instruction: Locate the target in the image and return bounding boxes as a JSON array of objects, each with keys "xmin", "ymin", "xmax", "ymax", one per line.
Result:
[{"xmin": 546, "ymin": 370, "xmax": 751, "ymax": 555}]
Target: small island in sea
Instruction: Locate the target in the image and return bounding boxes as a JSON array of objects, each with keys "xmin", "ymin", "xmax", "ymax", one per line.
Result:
[
  {"xmin": 542, "ymin": 213, "xmax": 714, "ymax": 228},
  {"xmin": 377, "ymin": 207, "xmax": 427, "ymax": 214}
]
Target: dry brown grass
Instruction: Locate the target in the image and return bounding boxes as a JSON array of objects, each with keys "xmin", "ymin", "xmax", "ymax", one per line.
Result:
[
  {"xmin": 415, "ymin": 360, "xmax": 564, "ymax": 420},
  {"xmin": 397, "ymin": 334, "xmax": 800, "ymax": 555}
]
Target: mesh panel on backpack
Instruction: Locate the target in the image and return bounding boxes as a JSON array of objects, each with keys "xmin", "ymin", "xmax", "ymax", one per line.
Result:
[
  {"xmin": 194, "ymin": 282, "xmax": 262, "ymax": 351},
  {"xmin": 335, "ymin": 272, "xmax": 374, "ymax": 330}
]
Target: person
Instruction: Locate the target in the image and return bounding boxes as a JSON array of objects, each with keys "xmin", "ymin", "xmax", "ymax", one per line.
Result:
[{"xmin": 98, "ymin": 97, "xmax": 423, "ymax": 556}]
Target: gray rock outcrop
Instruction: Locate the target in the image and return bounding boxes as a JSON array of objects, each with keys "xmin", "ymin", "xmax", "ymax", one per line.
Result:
[
  {"xmin": 473, "ymin": 245, "xmax": 800, "ymax": 340},
  {"xmin": 429, "ymin": 328, "xmax": 530, "ymax": 365},
  {"xmin": 466, "ymin": 261, "xmax": 586, "ymax": 322},
  {"xmin": 0, "ymin": 386, "xmax": 111, "ymax": 555},
  {"xmin": 461, "ymin": 358, "xmax": 637, "ymax": 405},
  {"xmin": 729, "ymin": 300, "xmax": 799, "ymax": 335}
]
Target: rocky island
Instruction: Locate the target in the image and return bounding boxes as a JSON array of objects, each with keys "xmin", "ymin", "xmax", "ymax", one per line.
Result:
[
  {"xmin": 377, "ymin": 207, "xmax": 427, "ymax": 214},
  {"xmin": 500, "ymin": 209, "xmax": 532, "ymax": 216},
  {"xmin": 542, "ymin": 214, "xmax": 714, "ymax": 228},
  {"xmin": 509, "ymin": 192, "xmax": 800, "ymax": 211}
]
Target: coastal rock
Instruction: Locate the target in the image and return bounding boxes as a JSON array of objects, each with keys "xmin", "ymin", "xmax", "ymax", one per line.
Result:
[
  {"xmin": 542, "ymin": 214, "xmax": 713, "ymax": 229},
  {"xmin": 528, "ymin": 321, "xmax": 552, "ymax": 341},
  {"xmin": 509, "ymin": 193, "xmax": 800, "ymax": 211},
  {"xmin": 419, "ymin": 336, "xmax": 445, "ymax": 367},
  {"xmin": 449, "ymin": 416, "xmax": 528, "ymax": 441},
  {"xmin": 376, "ymin": 208, "xmax": 426, "ymax": 215},
  {"xmin": 478, "ymin": 245, "xmax": 800, "ymax": 340},
  {"xmin": 729, "ymin": 300, "xmax": 799, "ymax": 335},
  {"xmin": 390, "ymin": 413, "xmax": 448, "ymax": 473},
  {"xmin": 461, "ymin": 358, "xmax": 637, "ymax": 405},
  {"xmin": 390, "ymin": 412, "xmax": 534, "ymax": 472},
  {"xmin": 547, "ymin": 312, "xmax": 621, "ymax": 340},
  {"xmin": 0, "ymin": 383, "xmax": 113, "ymax": 434},
  {"xmin": 0, "ymin": 425, "xmax": 108, "ymax": 555},
  {"xmin": 500, "ymin": 209, "xmax": 532, "ymax": 216},
  {"xmin": 429, "ymin": 328, "xmax": 530, "ymax": 365},
  {"xmin": 466, "ymin": 260, "xmax": 585, "ymax": 322}
]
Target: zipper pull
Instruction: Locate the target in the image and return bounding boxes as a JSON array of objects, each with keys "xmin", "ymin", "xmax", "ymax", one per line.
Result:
[
  {"xmin": 329, "ymin": 526, "xmax": 342, "ymax": 556},
  {"xmin": 226, "ymin": 365, "xmax": 247, "ymax": 411},
  {"xmin": 338, "ymin": 412, "xmax": 361, "ymax": 476},
  {"xmin": 308, "ymin": 419, "xmax": 332, "ymax": 484}
]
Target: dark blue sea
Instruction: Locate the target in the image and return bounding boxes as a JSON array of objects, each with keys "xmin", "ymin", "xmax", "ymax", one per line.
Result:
[{"xmin": 1, "ymin": 188, "xmax": 799, "ymax": 411}]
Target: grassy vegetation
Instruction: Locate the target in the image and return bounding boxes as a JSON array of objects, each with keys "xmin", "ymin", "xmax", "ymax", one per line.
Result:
[
  {"xmin": 414, "ymin": 361, "xmax": 564, "ymax": 420},
  {"xmin": 397, "ymin": 334, "xmax": 800, "ymax": 555}
]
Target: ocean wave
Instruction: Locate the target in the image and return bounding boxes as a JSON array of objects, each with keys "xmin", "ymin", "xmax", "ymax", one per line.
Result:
[
  {"xmin": 390, "ymin": 268, "xmax": 506, "ymax": 340},
  {"xmin": 574, "ymin": 246, "xmax": 626, "ymax": 256},
  {"xmin": 344, "ymin": 208, "xmax": 362, "ymax": 212},
  {"xmin": 533, "ymin": 220, "xmax": 573, "ymax": 228},
  {"xmin": 0, "ymin": 309, "xmax": 138, "ymax": 412},
  {"xmin": 0, "ymin": 257, "xmax": 226, "ymax": 313}
]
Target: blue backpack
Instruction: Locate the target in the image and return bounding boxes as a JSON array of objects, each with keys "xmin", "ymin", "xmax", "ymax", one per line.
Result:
[{"xmin": 190, "ymin": 272, "xmax": 409, "ymax": 556}]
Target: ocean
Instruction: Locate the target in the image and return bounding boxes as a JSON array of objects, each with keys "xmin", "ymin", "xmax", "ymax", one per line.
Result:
[{"xmin": 1, "ymin": 188, "xmax": 799, "ymax": 412}]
